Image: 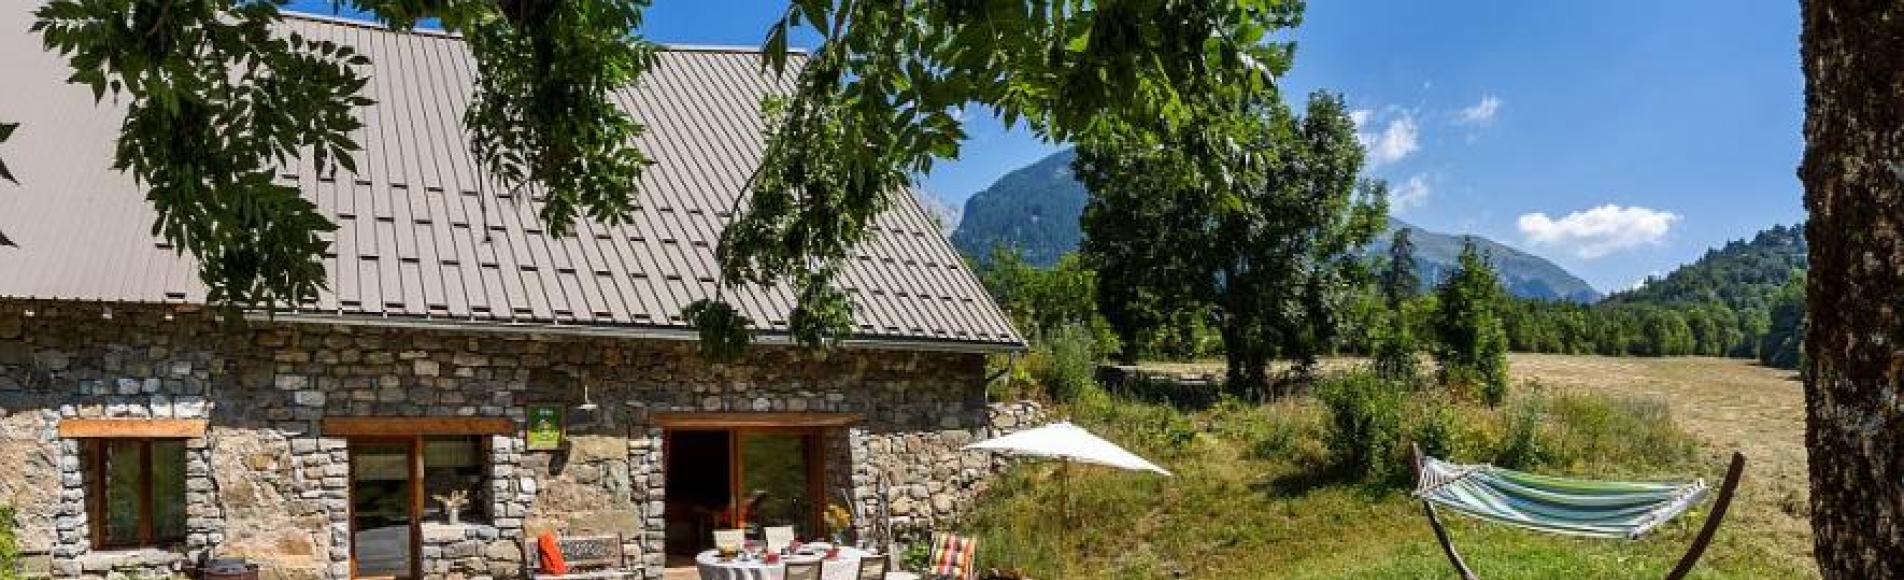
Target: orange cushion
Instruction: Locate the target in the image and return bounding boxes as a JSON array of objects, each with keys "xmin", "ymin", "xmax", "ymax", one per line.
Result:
[{"xmin": 538, "ymin": 532, "xmax": 570, "ymax": 575}]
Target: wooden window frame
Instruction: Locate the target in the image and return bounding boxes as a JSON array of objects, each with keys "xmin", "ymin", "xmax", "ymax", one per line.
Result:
[{"xmin": 87, "ymin": 438, "xmax": 187, "ymax": 550}]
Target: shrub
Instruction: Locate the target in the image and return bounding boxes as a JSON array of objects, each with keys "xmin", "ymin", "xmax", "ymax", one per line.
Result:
[
  {"xmin": 1411, "ymin": 394, "xmax": 1462, "ymax": 461},
  {"xmin": 1317, "ymin": 371, "xmax": 1405, "ymax": 481},
  {"xmin": 1493, "ymin": 397, "xmax": 1547, "ymax": 469},
  {"xmin": 0, "ymin": 505, "xmax": 16, "ymax": 580},
  {"xmin": 1028, "ymin": 323, "xmax": 1099, "ymax": 402},
  {"xmin": 1073, "ymin": 387, "xmax": 1200, "ymax": 457}
]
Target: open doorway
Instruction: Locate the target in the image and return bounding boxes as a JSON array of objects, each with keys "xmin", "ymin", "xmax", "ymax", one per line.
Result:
[{"xmin": 662, "ymin": 429, "xmax": 825, "ymax": 560}]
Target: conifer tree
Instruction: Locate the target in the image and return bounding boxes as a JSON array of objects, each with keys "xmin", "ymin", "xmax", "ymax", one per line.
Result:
[
  {"xmin": 1372, "ymin": 229, "xmax": 1420, "ymax": 382},
  {"xmin": 1432, "ymin": 240, "xmax": 1510, "ymax": 405}
]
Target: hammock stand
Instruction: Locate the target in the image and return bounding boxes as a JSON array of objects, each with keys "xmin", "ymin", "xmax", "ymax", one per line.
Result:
[{"xmin": 1410, "ymin": 445, "xmax": 1746, "ymax": 580}]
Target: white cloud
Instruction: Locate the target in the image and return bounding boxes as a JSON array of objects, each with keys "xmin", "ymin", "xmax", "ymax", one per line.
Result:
[
  {"xmin": 1357, "ymin": 111, "xmax": 1419, "ymax": 168},
  {"xmin": 1455, "ymin": 95, "xmax": 1503, "ymax": 126},
  {"xmin": 1390, "ymin": 174, "xmax": 1431, "ymax": 212},
  {"xmin": 1349, "ymin": 109, "xmax": 1372, "ymax": 127},
  {"xmin": 1516, "ymin": 204, "xmax": 1680, "ymax": 259}
]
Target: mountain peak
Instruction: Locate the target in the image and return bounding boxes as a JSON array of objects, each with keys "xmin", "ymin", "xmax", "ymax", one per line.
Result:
[{"xmin": 950, "ymin": 149, "xmax": 1601, "ymax": 302}]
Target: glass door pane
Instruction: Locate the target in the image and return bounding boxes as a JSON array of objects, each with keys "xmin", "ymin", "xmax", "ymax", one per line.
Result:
[
  {"xmin": 150, "ymin": 440, "xmax": 187, "ymax": 541},
  {"xmin": 99, "ymin": 440, "xmax": 143, "ymax": 545},
  {"xmin": 738, "ymin": 432, "xmax": 815, "ymax": 538},
  {"xmin": 351, "ymin": 441, "xmax": 414, "ymax": 579}
]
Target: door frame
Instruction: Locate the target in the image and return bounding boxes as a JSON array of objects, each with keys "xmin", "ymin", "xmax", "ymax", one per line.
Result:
[
  {"xmin": 663, "ymin": 426, "xmax": 829, "ymax": 538},
  {"xmin": 346, "ymin": 437, "xmax": 423, "ymax": 580}
]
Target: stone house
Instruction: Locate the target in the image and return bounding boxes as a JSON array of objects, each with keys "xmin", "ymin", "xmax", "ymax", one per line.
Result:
[{"xmin": 0, "ymin": 10, "xmax": 1033, "ymax": 580}]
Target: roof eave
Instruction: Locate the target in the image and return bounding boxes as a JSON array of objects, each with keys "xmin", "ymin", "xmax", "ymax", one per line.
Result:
[{"xmin": 251, "ymin": 310, "xmax": 1027, "ymax": 354}]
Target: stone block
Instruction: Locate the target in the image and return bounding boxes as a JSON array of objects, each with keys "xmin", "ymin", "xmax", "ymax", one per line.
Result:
[
  {"xmin": 276, "ymin": 375, "xmax": 309, "ymax": 390},
  {"xmin": 294, "ymin": 390, "xmax": 326, "ymax": 407}
]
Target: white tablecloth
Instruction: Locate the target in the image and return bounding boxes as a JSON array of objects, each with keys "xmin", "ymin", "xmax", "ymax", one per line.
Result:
[{"xmin": 695, "ymin": 547, "xmax": 867, "ymax": 580}]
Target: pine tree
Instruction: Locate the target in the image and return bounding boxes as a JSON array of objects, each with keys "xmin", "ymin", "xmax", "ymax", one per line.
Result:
[
  {"xmin": 1381, "ymin": 228, "xmax": 1420, "ymax": 307},
  {"xmin": 1372, "ymin": 229, "xmax": 1421, "ymax": 382},
  {"xmin": 1432, "ymin": 240, "xmax": 1510, "ymax": 405}
]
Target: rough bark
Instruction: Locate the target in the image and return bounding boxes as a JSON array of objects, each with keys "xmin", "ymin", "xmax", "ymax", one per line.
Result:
[{"xmin": 1798, "ymin": 0, "xmax": 1904, "ymax": 576}]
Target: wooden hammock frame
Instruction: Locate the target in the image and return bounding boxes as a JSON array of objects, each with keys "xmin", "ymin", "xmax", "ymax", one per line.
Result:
[{"xmin": 1410, "ymin": 445, "xmax": 1747, "ymax": 580}]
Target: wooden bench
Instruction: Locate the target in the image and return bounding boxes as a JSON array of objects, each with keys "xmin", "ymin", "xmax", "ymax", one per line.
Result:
[{"xmin": 525, "ymin": 534, "xmax": 632, "ymax": 579}]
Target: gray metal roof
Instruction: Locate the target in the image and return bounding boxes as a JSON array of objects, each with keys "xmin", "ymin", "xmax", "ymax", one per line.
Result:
[{"xmin": 0, "ymin": 9, "xmax": 1024, "ymax": 350}]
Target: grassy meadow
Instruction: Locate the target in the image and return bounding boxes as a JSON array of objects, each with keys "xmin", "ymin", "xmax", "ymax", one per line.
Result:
[{"xmin": 957, "ymin": 355, "xmax": 1816, "ymax": 579}]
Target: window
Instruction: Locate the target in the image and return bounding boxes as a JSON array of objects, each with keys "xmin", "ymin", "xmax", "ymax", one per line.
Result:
[
  {"xmin": 88, "ymin": 439, "xmax": 187, "ymax": 548},
  {"xmin": 421, "ymin": 436, "xmax": 490, "ymax": 523}
]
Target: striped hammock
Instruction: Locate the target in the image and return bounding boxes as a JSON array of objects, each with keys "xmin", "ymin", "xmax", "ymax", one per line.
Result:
[{"xmin": 1414, "ymin": 456, "xmax": 1711, "ymax": 539}]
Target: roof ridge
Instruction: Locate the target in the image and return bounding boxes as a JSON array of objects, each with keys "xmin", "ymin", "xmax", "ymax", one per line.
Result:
[{"xmin": 277, "ymin": 10, "xmax": 807, "ymax": 55}]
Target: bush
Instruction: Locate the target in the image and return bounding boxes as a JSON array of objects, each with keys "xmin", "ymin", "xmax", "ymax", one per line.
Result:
[
  {"xmin": 1027, "ymin": 324, "xmax": 1099, "ymax": 402},
  {"xmin": 1317, "ymin": 371, "xmax": 1405, "ymax": 482},
  {"xmin": 0, "ymin": 505, "xmax": 16, "ymax": 580},
  {"xmin": 1072, "ymin": 386, "xmax": 1199, "ymax": 457},
  {"xmin": 1493, "ymin": 397, "xmax": 1547, "ymax": 469},
  {"xmin": 1411, "ymin": 394, "xmax": 1462, "ymax": 461}
]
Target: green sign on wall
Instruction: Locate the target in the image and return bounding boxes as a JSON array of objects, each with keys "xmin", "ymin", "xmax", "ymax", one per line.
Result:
[{"xmin": 526, "ymin": 404, "xmax": 565, "ymax": 451}]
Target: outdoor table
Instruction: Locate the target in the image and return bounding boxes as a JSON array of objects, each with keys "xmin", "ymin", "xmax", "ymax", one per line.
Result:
[{"xmin": 695, "ymin": 545, "xmax": 868, "ymax": 580}]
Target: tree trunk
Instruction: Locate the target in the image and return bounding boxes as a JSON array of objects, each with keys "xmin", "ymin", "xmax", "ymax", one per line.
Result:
[
  {"xmin": 1221, "ymin": 321, "xmax": 1270, "ymax": 399},
  {"xmin": 1798, "ymin": 1, "xmax": 1904, "ymax": 576}
]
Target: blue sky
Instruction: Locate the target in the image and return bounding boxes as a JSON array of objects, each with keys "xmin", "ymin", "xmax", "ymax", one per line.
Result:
[{"xmin": 286, "ymin": 1, "xmax": 1805, "ymax": 293}]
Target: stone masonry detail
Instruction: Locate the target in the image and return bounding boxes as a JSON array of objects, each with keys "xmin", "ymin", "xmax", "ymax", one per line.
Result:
[{"xmin": 1, "ymin": 301, "xmax": 1037, "ymax": 580}]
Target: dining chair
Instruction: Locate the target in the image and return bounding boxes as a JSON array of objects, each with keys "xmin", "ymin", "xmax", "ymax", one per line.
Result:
[
  {"xmin": 784, "ymin": 560, "xmax": 824, "ymax": 580},
  {"xmin": 764, "ymin": 525, "xmax": 797, "ymax": 553},
  {"xmin": 855, "ymin": 554, "xmax": 890, "ymax": 580}
]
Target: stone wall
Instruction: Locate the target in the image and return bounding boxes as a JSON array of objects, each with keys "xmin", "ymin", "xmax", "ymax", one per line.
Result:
[{"xmin": 0, "ymin": 300, "xmax": 1037, "ymax": 580}]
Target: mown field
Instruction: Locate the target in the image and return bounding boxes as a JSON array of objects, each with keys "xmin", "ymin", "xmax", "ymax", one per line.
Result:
[{"xmin": 958, "ymin": 354, "xmax": 1816, "ymax": 579}]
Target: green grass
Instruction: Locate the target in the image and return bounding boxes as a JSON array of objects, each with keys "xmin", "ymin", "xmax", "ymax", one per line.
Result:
[{"xmin": 959, "ymin": 377, "xmax": 1814, "ymax": 579}]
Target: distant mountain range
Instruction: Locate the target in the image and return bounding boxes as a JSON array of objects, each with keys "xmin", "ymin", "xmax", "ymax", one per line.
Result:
[
  {"xmin": 949, "ymin": 149, "xmax": 1085, "ymax": 267},
  {"xmin": 1374, "ymin": 218, "xmax": 1603, "ymax": 302},
  {"xmin": 949, "ymin": 149, "xmax": 1603, "ymax": 302}
]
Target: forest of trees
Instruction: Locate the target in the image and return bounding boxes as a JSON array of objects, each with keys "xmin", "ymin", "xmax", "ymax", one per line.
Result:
[
  {"xmin": 1497, "ymin": 225, "xmax": 1807, "ymax": 368},
  {"xmin": 978, "ymin": 224, "xmax": 1810, "ymax": 372}
]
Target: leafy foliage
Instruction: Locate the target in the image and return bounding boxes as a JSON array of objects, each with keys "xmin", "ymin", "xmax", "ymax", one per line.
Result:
[
  {"xmin": 34, "ymin": 0, "xmax": 369, "ymax": 310},
  {"xmin": 0, "ymin": 504, "xmax": 16, "ymax": 580},
  {"xmin": 682, "ymin": 299, "xmax": 750, "ymax": 362},
  {"xmin": 1432, "ymin": 240, "xmax": 1511, "ymax": 405},
  {"xmin": 0, "ymin": 121, "xmax": 14, "ymax": 247},
  {"xmin": 707, "ymin": 0, "xmax": 1304, "ymax": 354},
  {"xmin": 456, "ymin": 0, "xmax": 660, "ymax": 238},
  {"xmin": 974, "ymin": 247, "xmax": 1112, "ymax": 347},
  {"xmin": 1026, "ymin": 324, "xmax": 1101, "ymax": 402},
  {"xmin": 1078, "ymin": 93, "xmax": 1387, "ymax": 397},
  {"xmin": 1317, "ymin": 371, "xmax": 1405, "ymax": 482},
  {"xmin": 1757, "ymin": 274, "xmax": 1806, "ymax": 369},
  {"xmin": 0, "ymin": 122, "xmax": 16, "ymax": 185}
]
